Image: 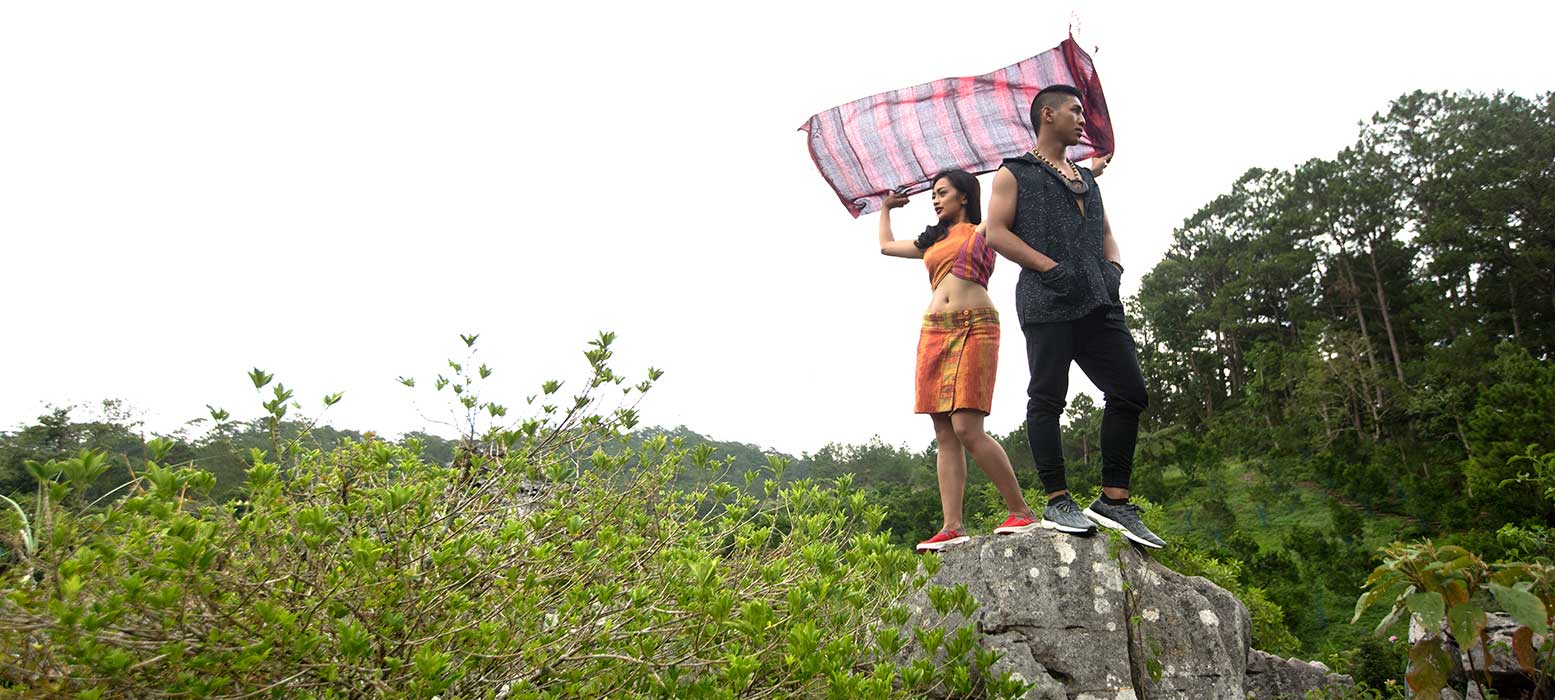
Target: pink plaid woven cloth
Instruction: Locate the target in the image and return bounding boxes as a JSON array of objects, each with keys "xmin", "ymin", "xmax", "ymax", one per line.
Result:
[{"xmin": 800, "ymin": 37, "xmax": 1113, "ymax": 218}]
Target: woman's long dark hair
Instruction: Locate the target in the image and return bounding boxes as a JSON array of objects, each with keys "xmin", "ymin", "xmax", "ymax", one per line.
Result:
[{"xmin": 913, "ymin": 170, "xmax": 982, "ymax": 250}]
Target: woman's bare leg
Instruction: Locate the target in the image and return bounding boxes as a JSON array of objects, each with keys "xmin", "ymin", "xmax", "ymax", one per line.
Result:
[
  {"xmin": 931, "ymin": 413, "xmax": 967, "ymax": 531},
  {"xmin": 951, "ymin": 410, "xmax": 1035, "ymax": 519}
]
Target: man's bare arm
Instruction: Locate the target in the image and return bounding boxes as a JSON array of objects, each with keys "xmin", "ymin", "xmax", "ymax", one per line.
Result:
[{"xmin": 983, "ymin": 168, "xmax": 1057, "ymax": 272}]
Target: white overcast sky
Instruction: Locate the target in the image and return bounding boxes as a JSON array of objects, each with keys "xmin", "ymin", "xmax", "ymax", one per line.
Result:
[{"xmin": 2, "ymin": 2, "xmax": 1551, "ymax": 456}]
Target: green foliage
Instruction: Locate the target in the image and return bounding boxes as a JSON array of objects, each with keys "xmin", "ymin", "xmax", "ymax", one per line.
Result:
[
  {"xmin": 1463, "ymin": 344, "xmax": 1555, "ymax": 523},
  {"xmin": 0, "ymin": 403, "xmax": 464, "ymax": 511},
  {"xmin": 0, "ymin": 494, "xmax": 35, "ymax": 558},
  {"xmin": 635, "ymin": 425, "xmax": 812, "ymax": 491},
  {"xmin": 0, "ymin": 336, "xmax": 1030, "ymax": 699},
  {"xmin": 1349, "ymin": 442, "xmax": 1555, "ymax": 696},
  {"xmin": 1356, "ymin": 539, "xmax": 1555, "ymax": 699},
  {"xmin": 0, "ymin": 404, "xmax": 149, "ymax": 502},
  {"xmin": 1113, "ymin": 89, "xmax": 1555, "ymax": 688},
  {"xmin": 1494, "ymin": 448, "xmax": 1555, "ymax": 562},
  {"xmin": 1321, "ymin": 636, "xmax": 1408, "ymax": 696},
  {"xmin": 809, "ymin": 436, "xmax": 920, "ymax": 488},
  {"xmin": 1131, "ymin": 89, "xmax": 1555, "ymax": 531},
  {"xmin": 1298, "ymin": 683, "xmax": 1410, "ymax": 700},
  {"xmin": 1059, "ymin": 395, "xmax": 1103, "ymax": 493}
]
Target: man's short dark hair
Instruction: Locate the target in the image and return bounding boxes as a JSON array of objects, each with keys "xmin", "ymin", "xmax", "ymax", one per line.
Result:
[{"xmin": 1030, "ymin": 84, "xmax": 1083, "ymax": 134}]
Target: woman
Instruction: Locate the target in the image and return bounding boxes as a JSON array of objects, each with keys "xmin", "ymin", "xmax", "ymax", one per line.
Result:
[{"xmin": 877, "ymin": 170, "xmax": 1040, "ymax": 552}]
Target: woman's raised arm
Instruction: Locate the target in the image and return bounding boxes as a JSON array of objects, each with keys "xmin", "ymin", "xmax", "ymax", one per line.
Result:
[{"xmin": 878, "ymin": 191, "xmax": 924, "ymax": 258}]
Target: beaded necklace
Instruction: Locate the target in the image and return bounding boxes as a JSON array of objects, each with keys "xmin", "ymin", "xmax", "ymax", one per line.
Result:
[{"xmin": 1032, "ymin": 150, "xmax": 1090, "ymax": 196}]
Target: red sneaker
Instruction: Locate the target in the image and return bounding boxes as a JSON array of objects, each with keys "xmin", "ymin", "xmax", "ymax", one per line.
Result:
[
  {"xmin": 915, "ymin": 528, "xmax": 970, "ymax": 552},
  {"xmin": 994, "ymin": 512, "xmax": 1040, "ymax": 535}
]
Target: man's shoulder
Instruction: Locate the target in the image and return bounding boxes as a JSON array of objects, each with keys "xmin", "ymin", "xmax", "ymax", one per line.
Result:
[
  {"xmin": 999, "ymin": 155, "xmax": 1043, "ymax": 191},
  {"xmin": 1000, "ymin": 152, "xmax": 1040, "ymax": 169}
]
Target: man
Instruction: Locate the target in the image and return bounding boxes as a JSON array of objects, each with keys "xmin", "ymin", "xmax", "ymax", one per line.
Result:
[{"xmin": 982, "ymin": 84, "xmax": 1166, "ymax": 549}]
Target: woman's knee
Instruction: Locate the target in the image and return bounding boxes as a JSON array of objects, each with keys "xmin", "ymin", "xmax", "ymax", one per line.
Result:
[
  {"xmin": 950, "ymin": 417, "xmax": 986, "ymax": 445},
  {"xmin": 932, "ymin": 418, "xmax": 959, "ymax": 443}
]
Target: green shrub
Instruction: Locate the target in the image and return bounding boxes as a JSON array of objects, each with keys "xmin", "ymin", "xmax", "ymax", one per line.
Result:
[
  {"xmin": 1321, "ymin": 635, "xmax": 1407, "ymax": 695},
  {"xmin": 0, "ymin": 335, "xmax": 1029, "ymax": 700}
]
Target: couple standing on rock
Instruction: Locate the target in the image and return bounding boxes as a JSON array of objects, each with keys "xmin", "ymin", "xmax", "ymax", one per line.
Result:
[{"xmin": 874, "ymin": 85, "xmax": 1166, "ymax": 553}]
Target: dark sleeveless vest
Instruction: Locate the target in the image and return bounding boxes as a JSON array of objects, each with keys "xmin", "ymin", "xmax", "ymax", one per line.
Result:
[{"xmin": 1003, "ymin": 153, "xmax": 1125, "ymax": 325}]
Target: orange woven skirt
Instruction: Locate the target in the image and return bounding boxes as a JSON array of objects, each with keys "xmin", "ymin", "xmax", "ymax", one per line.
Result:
[{"xmin": 914, "ymin": 307, "xmax": 1000, "ymax": 414}]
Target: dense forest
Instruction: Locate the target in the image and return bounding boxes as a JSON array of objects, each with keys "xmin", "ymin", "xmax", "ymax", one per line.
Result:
[{"xmin": 2, "ymin": 90, "xmax": 1551, "ymax": 698}]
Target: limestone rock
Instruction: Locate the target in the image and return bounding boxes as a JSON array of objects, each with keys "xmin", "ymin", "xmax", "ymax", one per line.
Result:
[
  {"xmin": 1119, "ymin": 545, "xmax": 1253, "ymax": 699},
  {"xmin": 1245, "ymin": 650, "xmax": 1356, "ymax": 700},
  {"xmin": 901, "ymin": 528, "xmax": 1353, "ymax": 700},
  {"xmin": 903, "ymin": 530, "xmax": 1133, "ymax": 698}
]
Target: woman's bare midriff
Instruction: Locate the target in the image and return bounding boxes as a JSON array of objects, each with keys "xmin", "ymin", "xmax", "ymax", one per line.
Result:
[{"xmin": 925, "ymin": 274, "xmax": 996, "ymax": 313}]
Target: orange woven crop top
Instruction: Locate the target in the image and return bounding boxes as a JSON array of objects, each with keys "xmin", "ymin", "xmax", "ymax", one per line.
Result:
[{"xmin": 925, "ymin": 223, "xmax": 995, "ymax": 289}]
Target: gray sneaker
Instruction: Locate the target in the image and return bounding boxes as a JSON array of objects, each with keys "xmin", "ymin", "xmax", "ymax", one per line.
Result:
[
  {"xmin": 1084, "ymin": 500, "xmax": 1166, "ymax": 549},
  {"xmin": 1040, "ymin": 495, "xmax": 1097, "ymax": 534}
]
